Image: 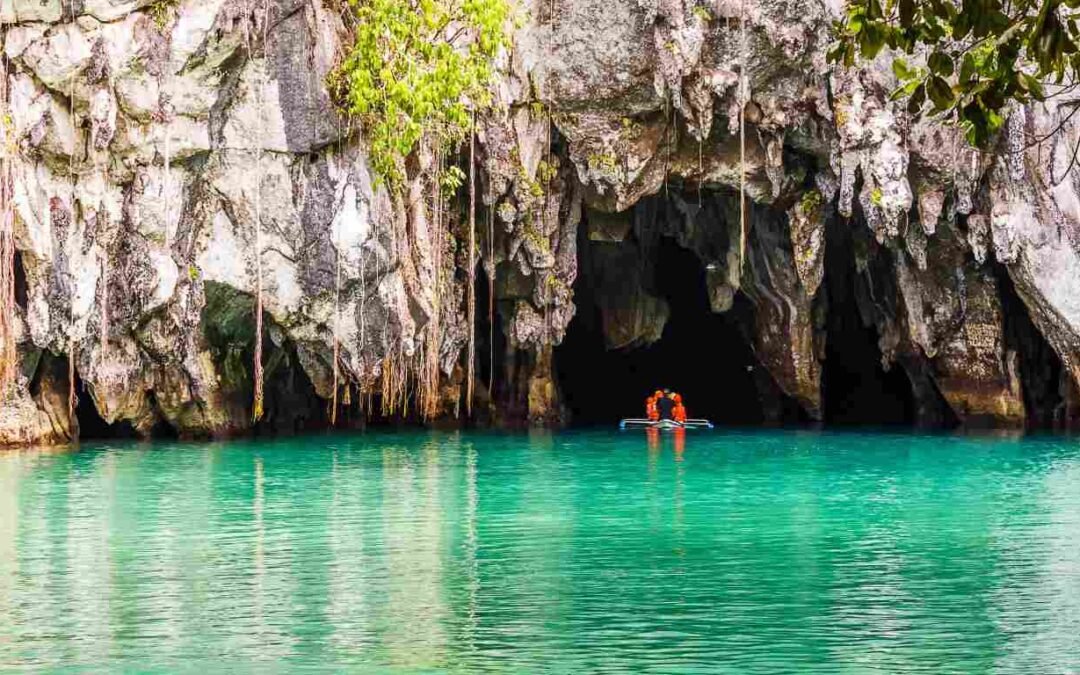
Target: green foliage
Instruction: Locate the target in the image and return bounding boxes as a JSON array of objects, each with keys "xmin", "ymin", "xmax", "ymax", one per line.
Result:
[
  {"xmin": 148, "ymin": 0, "xmax": 176, "ymax": 28},
  {"xmin": 829, "ymin": 0, "xmax": 1079, "ymax": 146},
  {"xmin": 440, "ymin": 165, "xmax": 466, "ymax": 196},
  {"xmin": 537, "ymin": 159, "xmax": 558, "ymax": 183},
  {"xmin": 587, "ymin": 151, "xmax": 618, "ymax": 174},
  {"xmin": 329, "ymin": 0, "xmax": 515, "ymax": 190},
  {"xmin": 800, "ymin": 188, "xmax": 824, "ymax": 216},
  {"xmin": 870, "ymin": 186, "xmax": 884, "ymax": 206},
  {"xmin": 522, "ymin": 223, "xmax": 551, "ymax": 254},
  {"xmin": 692, "ymin": 4, "xmax": 712, "ymax": 22}
]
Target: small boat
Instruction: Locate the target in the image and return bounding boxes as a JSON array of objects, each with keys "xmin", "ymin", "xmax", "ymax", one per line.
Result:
[{"xmin": 619, "ymin": 418, "xmax": 714, "ymax": 430}]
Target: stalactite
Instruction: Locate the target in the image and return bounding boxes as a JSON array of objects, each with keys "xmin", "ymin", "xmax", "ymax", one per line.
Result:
[
  {"xmin": 0, "ymin": 45, "xmax": 16, "ymax": 396},
  {"xmin": 467, "ymin": 119, "xmax": 477, "ymax": 417}
]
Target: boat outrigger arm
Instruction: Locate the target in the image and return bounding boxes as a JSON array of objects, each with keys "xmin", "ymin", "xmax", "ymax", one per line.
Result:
[{"xmin": 619, "ymin": 418, "xmax": 715, "ymax": 430}]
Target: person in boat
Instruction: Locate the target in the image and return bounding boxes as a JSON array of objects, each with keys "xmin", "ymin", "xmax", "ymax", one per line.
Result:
[
  {"xmin": 645, "ymin": 389, "xmax": 689, "ymax": 422},
  {"xmin": 655, "ymin": 389, "xmax": 677, "ymax": 421},
  {"xmin": 672, "ymin": 392, "xmax": 688, "ymax": 423},
  {"xmin": 646, "ymin": 391, "xmax": 662, "ymax": 422}
]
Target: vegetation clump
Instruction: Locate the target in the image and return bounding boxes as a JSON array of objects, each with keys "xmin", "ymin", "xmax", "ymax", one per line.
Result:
[
  {"xmin": 329, "ymin": 0, "xmax": 516, "ymax": 190},
  {"xmin": 799, "ymin": 188, "xmax": 825, "ymax": 218},
  {"xmin": 829, "ymin": 0, "xmax": 1080, "ymax": 145}
]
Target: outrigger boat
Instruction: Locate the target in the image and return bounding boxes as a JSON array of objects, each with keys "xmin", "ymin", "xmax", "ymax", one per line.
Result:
[{"xmin": 619, "ymin": 418, "xmax": 714, "ymax": 430}]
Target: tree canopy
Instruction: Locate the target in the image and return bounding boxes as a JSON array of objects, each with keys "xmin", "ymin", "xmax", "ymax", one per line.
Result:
[{"xmin": 829, "ymin": 0, "xmax": 1080, "ymax": 145}]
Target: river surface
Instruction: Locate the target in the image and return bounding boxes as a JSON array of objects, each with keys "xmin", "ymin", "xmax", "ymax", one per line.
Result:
[{"xmin": 1, "ymin": 430, "xmax": 1079, "ymax": 672}]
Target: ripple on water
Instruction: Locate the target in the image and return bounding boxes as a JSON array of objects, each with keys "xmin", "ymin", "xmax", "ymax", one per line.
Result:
[{"xmin": 0, "ymin": 430, "xmax": 1078, "ymax": 672}]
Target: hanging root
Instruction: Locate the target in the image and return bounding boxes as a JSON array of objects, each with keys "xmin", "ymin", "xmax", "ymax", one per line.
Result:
[
  {"xmin": 99, "ymin": 243, "xmax": 109, "ymax": 359},
  {"xmin": 67, "ymin": 337, "xmax": 77, "ymax": 434},
  {"xmin": 466, "ymin": 117, "xmax": 477, "ymax": 417},
  {"xmin": 251, "ymin": 0, "xmax": 271, "ymax": 424},
  {"xmin": 331, "ymin": 217, "xmax": 342, "ymax": 426},
  {"xmin": 738, "ymin": 0, "xmax": 748, "ymax": 280},
  {"xmin": 251, "ymin": 164, "xmax": 265, "ymax": 422},
  {"xmin": 488, "ymin": 207, "xmax": 494, "ymax": 393},
  {"xmin": 0, "ymin": 71, "xmax": 15, "ymax": 395}
]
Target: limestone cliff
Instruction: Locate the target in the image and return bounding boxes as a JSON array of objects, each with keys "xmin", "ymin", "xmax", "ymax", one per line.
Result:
[{"xmin": 1, "ymin": 0, "xmax": 1079, "ymax": 443}]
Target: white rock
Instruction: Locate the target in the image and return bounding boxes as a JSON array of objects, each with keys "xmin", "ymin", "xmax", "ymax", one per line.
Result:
[{"xmin": 0, "ymin": 0, "xmax": 61, "ymax": 23}]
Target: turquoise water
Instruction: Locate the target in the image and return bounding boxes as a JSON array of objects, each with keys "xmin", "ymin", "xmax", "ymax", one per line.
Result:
[{"xmin": 1, "ymin": 430, "xmax": 1079, "ymax": 673}]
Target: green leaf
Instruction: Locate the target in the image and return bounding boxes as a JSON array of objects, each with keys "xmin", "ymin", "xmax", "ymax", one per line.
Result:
[
  {"xmin": 1021, "ymin": 72, "xmax": 1046, "ymax": 99},
  {"xmin": 907, "ymin": 82, "xmax": 926, "ymax": 114},
  {"xmin": 959, "ymin": 52, "xmax": 976, "ymax": 82},
  {"xmin": 848, "ymin": 12, "xmax": 865, "ymax": 34},
  {"xmin": 859, "ymin": 23, "xmax": 886, "ymax": 58},
  {"xmin": 927, "ymin": 75, "xmax": 955, "ymax": 110},
  {"xmin": 928, "ymin": 51, "xmax": 954, "ymax": 76},
  {"xmin": 892, "ymin": 57, "xmax": 915, "ymax": 80}
]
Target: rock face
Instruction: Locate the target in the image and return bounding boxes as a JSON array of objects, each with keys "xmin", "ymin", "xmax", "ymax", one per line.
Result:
[{"xmin": 2, "ymin": 0, "xmax": 1080, "ymax": 443}]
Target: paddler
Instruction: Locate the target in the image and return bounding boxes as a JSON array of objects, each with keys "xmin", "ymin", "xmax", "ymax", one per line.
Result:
[{"xmin": 656, "ymin": 389, "xmax": 676, "ymax": 421}]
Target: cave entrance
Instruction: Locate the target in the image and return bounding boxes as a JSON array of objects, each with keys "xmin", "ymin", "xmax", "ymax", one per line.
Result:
[
  {"xmin": 820, "ymin": 217, "xmax": 919, "ymax": 427},
  {"xmin": 556, "ymin": 233, "xmax": 795, "ymax": 426}
]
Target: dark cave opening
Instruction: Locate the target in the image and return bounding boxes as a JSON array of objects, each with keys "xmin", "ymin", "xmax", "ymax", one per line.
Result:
[
  {"xmin": 997, "ymin": 263, "xmax": 1073, "ymax": 430},
  {"xmin": 552, "ymin": 196, "xmax": 934, "ymax": 429},
  {"xmin": 69, "ymin": 368, "xmax": 178, "ymax": 441},
  {"xmin": 556, "ymin": 232, "xmax": 801, "ymax": 427},
  {"xmin": 75, "ymin": 387, "xmax": 143, "ymax": 440},
  {"xmin": 14, "ymin": 250, "xmax": 28, "ymax": 311},
  {"xmin": 201, "ymin": 282, "xmax": 330, "ymax": 436},
  {"xmin": 820, "ymin": 218, "xmax": 918, "ymax": 427}
]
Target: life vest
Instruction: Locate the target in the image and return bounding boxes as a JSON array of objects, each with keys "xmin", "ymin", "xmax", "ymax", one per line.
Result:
[
  {"xmin": 671, "ymin": 392, "xmax": 687, "ymax": 422},
  {"xmin": 645, "ymin": 395, "xmax": 659, "ymax": 421},
  {"xmin": 673, "ymin": 403, "xmax": 687, "ymax": 423}
]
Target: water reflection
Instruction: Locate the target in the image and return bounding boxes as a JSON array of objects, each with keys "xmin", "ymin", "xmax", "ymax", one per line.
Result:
[{"xmin": 0, "ymin": 431, "xmax": 1077, "ymax": 671}]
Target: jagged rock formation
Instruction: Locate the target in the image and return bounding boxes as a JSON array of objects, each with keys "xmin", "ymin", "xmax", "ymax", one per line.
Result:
[{"xmin": 2, "ymin": 0, "xmax": 1079, "ymax": 444}]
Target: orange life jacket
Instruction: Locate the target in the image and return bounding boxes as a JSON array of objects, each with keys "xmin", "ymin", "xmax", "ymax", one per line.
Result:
[{"xmin": 671, "ymin": 392, "xmax": 686, "ymax": 422}]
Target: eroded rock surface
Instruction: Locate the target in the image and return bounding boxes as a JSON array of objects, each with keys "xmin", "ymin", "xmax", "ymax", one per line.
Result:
[{"xmin": 2, "ymin": 0, "xmax": 1080, "ymax": 443}]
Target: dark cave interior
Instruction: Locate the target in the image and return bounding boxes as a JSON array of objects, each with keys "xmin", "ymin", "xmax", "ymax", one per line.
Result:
[
  {"xmin": 553, "ymin": 201, "xmax": 928, "ymax": 429},
  {"xmin": 818, "ymin": 216, "xmax": 918, "ymax": 428},
  {"xmin": 556, "ymin": 236, "xmax": 796, "ymax": 426}
]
